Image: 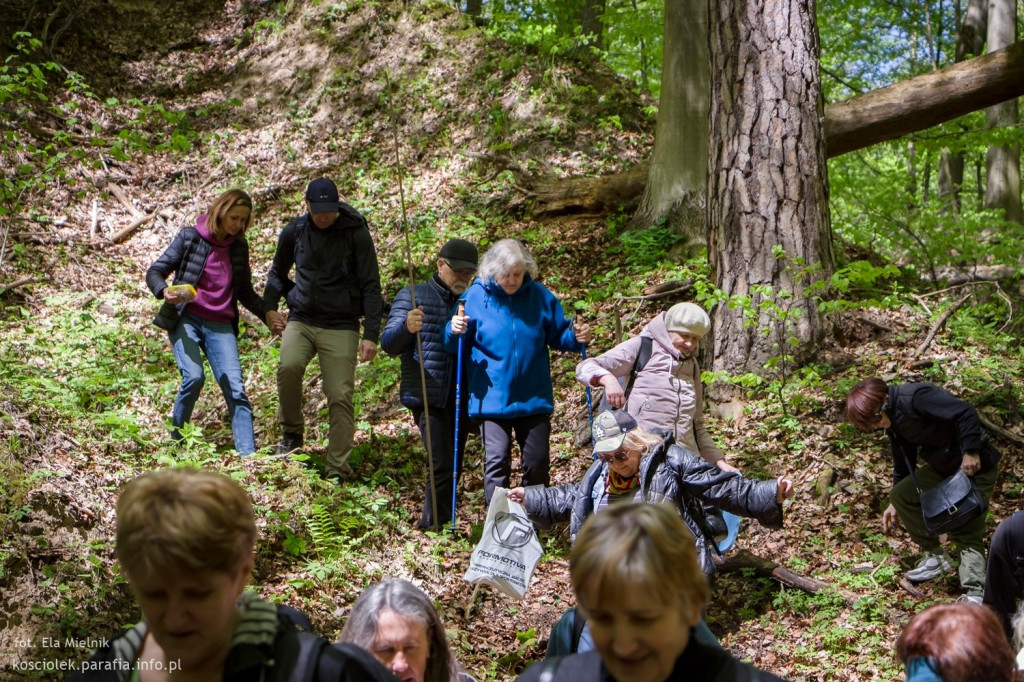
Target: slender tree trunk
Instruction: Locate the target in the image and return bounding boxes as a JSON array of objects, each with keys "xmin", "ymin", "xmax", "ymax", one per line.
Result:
[
  {"xmin": 465, "ymin": 0, "xmax": 481, "ymax": 18},
  {"xmin": 577, "ymin": 0, "xmax": 606, "ymax": 51},
  {"xmin": 984, "ymin": 0, "xmax": 1022, "ymax": 225},
  {"xmin": 939, "ymin": 0, "xmax": 987, "ymax": 214},
  {"xmin": 631, "ymin": 0, "xmax": 708, "ymax": 240},
  {"xmin": 707, "ymin": 0, "xmax": 833, "ymax": 377}
]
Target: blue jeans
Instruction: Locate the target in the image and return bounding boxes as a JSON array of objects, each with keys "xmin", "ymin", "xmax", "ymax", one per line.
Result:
[{"xmin": 169, "ymin": 313, "xmax": 255, "ymax": 455}]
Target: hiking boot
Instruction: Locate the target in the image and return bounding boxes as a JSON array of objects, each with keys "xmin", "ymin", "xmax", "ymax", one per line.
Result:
[
  {"xmin": 276, "ymin": 432, "xmax": 303, "ymax": 455},
  {"xmin": 324, "ymin": 461, "xmax": 353, "ymax": 482},
  {"xmin": 906, "ymin": 551, "xmax": 954, "ymax": 582}
]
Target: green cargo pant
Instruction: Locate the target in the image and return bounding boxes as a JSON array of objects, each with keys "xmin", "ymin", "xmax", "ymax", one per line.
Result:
[
  {"xmin": 891, "ymin": 464, "xmax": 996, "ymax": 595},
  {"xmin": 277, "ymin": 320, "xmax": 358, "ymax": 476}
]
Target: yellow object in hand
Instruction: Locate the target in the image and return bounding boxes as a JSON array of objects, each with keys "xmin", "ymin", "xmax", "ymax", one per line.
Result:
[{"xmin": 165, "ymin": 284, "xmax": 197, "ymax": 302}]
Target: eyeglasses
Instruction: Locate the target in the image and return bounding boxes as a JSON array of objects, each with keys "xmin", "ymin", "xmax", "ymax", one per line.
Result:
[
  {"xmin": 442, "ymin": 260, "xmax": 476, "ymax": 277},
  {"xmin": 597, "ymin": 450, "xmax": 631, "ymax": 464}
]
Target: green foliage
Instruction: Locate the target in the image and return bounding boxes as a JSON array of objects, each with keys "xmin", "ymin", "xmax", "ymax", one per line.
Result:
[
  {"xmin": 484, "ymin": 0, "xmax": 663, "ymax": 96},
  {"xmin": 616, "ymin": 220, "xmax": 683, "ymax": 270}
]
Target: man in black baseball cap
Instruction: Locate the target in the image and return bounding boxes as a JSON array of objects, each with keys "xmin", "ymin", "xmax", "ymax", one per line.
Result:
[
  {"xmin": 264, "ymin": 177, "xmax": 384, "ymax": 481},
  {"xmin": 380, "ymin": 238, "xmax": 478, "ymax": 529}
]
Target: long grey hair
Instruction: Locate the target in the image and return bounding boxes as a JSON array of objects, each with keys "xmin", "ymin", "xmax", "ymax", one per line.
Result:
[{"xmin": 339, "ymin": 579, "xmax": 463, "ymax": 682}]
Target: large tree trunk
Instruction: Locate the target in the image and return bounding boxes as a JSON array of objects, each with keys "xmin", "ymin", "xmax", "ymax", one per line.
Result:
[
  {"xmin": 526, "ymin": 41, "xmax": 1024, "ymax": 220},
  {"xmin": 707, "ymin": 0, "xmax": 833, "ymax": 376},
  {"xmin": 983, "ymin": 0, "xmax": 1022, "ymax": 225},
  {"xmin": 630, "ymin": 0, "xmax": 707, "ymax": 241}
]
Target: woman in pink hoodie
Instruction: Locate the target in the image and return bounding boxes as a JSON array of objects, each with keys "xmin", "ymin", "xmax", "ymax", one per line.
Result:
[{"xmin": 145, "ymin": 189, "xmax": 284, "ymax": 455}]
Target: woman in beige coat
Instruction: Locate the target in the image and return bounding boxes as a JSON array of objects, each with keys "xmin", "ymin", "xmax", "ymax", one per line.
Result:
[{"xmin": 575, "ymin": 302, "xmax": 737, "ymax": 474}]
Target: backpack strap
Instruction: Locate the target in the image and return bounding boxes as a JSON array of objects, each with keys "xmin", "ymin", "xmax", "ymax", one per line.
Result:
[
  {"xmin": 622, "ymin": 335, "xmax": 653, "ymax": 401},
  {"xmin": 289, "ymin": 632, "xmax": 327, "ymax": 682},
  {"xmin": 570, "ymin": 607, "xmax": 587, "ymax": 652}
]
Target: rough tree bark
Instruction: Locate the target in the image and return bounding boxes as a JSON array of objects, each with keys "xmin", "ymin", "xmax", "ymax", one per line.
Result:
[
  {"xmin": 705, "ymin": 0, "xmax": 832, "ymax": 376},
  {"xmin": 630, "ymin": 0, "xmax": 707, "ymax": 241},
  {"xmin": 983, "ymin": 0, "xmax": 1022, "ymax": 225},
  {"xmin": 938, "ymin": 0, "xmax": 988, "ymax": 213},
  {"xmin": 526, "ymin": 41, "xmax": 1024, "ymax": 220}
]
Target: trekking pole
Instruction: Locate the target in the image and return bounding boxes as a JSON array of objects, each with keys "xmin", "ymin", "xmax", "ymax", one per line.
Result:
[
  {"xmin": 578, "ymin": 313, "xmax": 594, "ymax": 448},
  {"xmin": 386, "ymin": 71, "xmax": 439, "ymax": 528},
  {"xmin": 451, "ymin": 300, "xmax": 466, "ymax": 529}
]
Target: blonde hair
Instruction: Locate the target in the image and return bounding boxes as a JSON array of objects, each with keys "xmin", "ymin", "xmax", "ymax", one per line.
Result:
[
  {"xmin": 116, "ymin": 467, "xmax": 257, "ymax": 581},
  {"xmin": 570, "ymin": 502, "xmax": 710, "ymax": 616},
  {"xmin": 207, "ymin": 188, "xmax": 254, "ymax": 239},
  {"xmin": 477, "ymin": 239, "xmax": 538, "ymax": 284}
]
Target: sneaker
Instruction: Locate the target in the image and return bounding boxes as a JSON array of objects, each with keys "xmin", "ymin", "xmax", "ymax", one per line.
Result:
[
  {"xmin": 956, "ymin": 594, "xmax": 984, "ymax": 605},
  {"xmin": 275, "ymin": 432, "xmax": 303, "ymax": 455},
  {"xmin": 906, "ymin": 551, "xmax": 955, "ymax": 582}
]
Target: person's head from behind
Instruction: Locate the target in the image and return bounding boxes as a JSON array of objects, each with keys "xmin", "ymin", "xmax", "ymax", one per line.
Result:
[
  {"xmin": 592, "ymin": 409, "xmax": 664, "ymax": 479},
  {"xmin": 208, "ymin": 188, "xmax": 253, "ymax": 240},
  {"xmin": 847, "ymin": 377, "xmax": 890, "ymax": 432},
  {"xmin": 570, "ymin": 502, "xmax": 710, "ymax": 682},
  {"xmin": 663, "ymin": 302, "xmax": 710, "ymax": 358},
  {"xmin": 896, "ymin": 602, "xmax": 1017, "ymax": 682},
  {"xmin": 116, "ymin": 467, "xmax": 256, "ymax": 672},
  {"xmin": 436, "ymin": 238, "xmax": 478, "ymax": 295},
  {"xmin": 477, "ymin": 238, "xmax": 537, "ymax": 296},
  {"xmin": 305, "ymin": 177, "xmax": 341, "ymax": 228},
  {"xmin": 340, "ymin": 579, "xmax": 458, "ymax": 682}
]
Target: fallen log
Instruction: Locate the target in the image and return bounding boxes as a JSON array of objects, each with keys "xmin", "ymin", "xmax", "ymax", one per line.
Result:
[
  {"xmin": 716, "ymin": 549, "xmax": 873, "ymax": 608},
  {"xmin": 518, "ymin": 42, "xmax": 1024, "ymax": 219}
]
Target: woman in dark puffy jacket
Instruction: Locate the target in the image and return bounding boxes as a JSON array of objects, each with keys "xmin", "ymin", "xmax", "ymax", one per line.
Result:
[
  {"xmin": 145, "ymin": 189, "xmax": 284, "ymax": 455},
  {"xmin": 508, "ymin": 409, "xmax": 793, "ymax": 576}
]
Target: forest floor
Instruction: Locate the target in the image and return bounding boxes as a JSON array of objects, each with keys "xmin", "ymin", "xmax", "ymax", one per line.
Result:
[{"xmin": 2, "ymin": 2, "xmax": 1023, "ymax": 681}]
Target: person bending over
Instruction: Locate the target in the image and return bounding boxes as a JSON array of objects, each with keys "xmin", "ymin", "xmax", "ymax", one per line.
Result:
[{"xmin": 847, "ymin": 377, "xmax": 1000, "ymax": 600}]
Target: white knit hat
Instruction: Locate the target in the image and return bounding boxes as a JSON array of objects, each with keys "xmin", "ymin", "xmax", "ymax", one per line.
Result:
[{"xmin": 664, "ymin": 302, "xmax": 711, "ymax": 337}]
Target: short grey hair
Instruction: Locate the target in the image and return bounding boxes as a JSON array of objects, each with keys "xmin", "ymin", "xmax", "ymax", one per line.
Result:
[
  {"xmin": 339, "ymin": 580, "xmax": 463, "ymax": 682},
  {"xmin": 477, "ymin": 239, "xmax": 538, "ymax": 284}
]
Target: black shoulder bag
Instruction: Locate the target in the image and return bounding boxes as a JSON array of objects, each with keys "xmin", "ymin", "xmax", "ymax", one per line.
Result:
[{"xmin": 901, "ymin": 449, "xmax": 987, "ymax": 534}]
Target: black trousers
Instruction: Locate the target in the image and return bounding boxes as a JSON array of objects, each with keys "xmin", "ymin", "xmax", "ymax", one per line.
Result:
[
  {"xmin": 412, "ymin": 404, "xmax": 469, "ymax": 529},
  {"xmin": 479, "ymin": 414, "xmax": 551, "ymax": 505}
]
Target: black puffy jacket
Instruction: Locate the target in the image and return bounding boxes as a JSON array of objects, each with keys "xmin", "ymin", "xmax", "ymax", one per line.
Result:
[
  {"xmin": 145, "ymin": 225, "xmax": 269, "ymax": 336},
  {"xmin": 380, "ymin": 274, "xmax": 463, "ymax": 409},
  {"xmin": 522, "ymin": 432, "xmax": 783, "ymax": 574}
]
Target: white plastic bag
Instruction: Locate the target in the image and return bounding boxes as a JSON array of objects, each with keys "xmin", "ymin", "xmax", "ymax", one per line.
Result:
[{"xmin": 463, "ymin": 487, "xmax": 543, "ymax": 599}]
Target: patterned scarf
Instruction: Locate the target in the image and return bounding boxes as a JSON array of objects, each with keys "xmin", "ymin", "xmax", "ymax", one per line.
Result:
[{"xmin": 606, "ymin": 469, "xmax": 640, "ymax": 495}]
